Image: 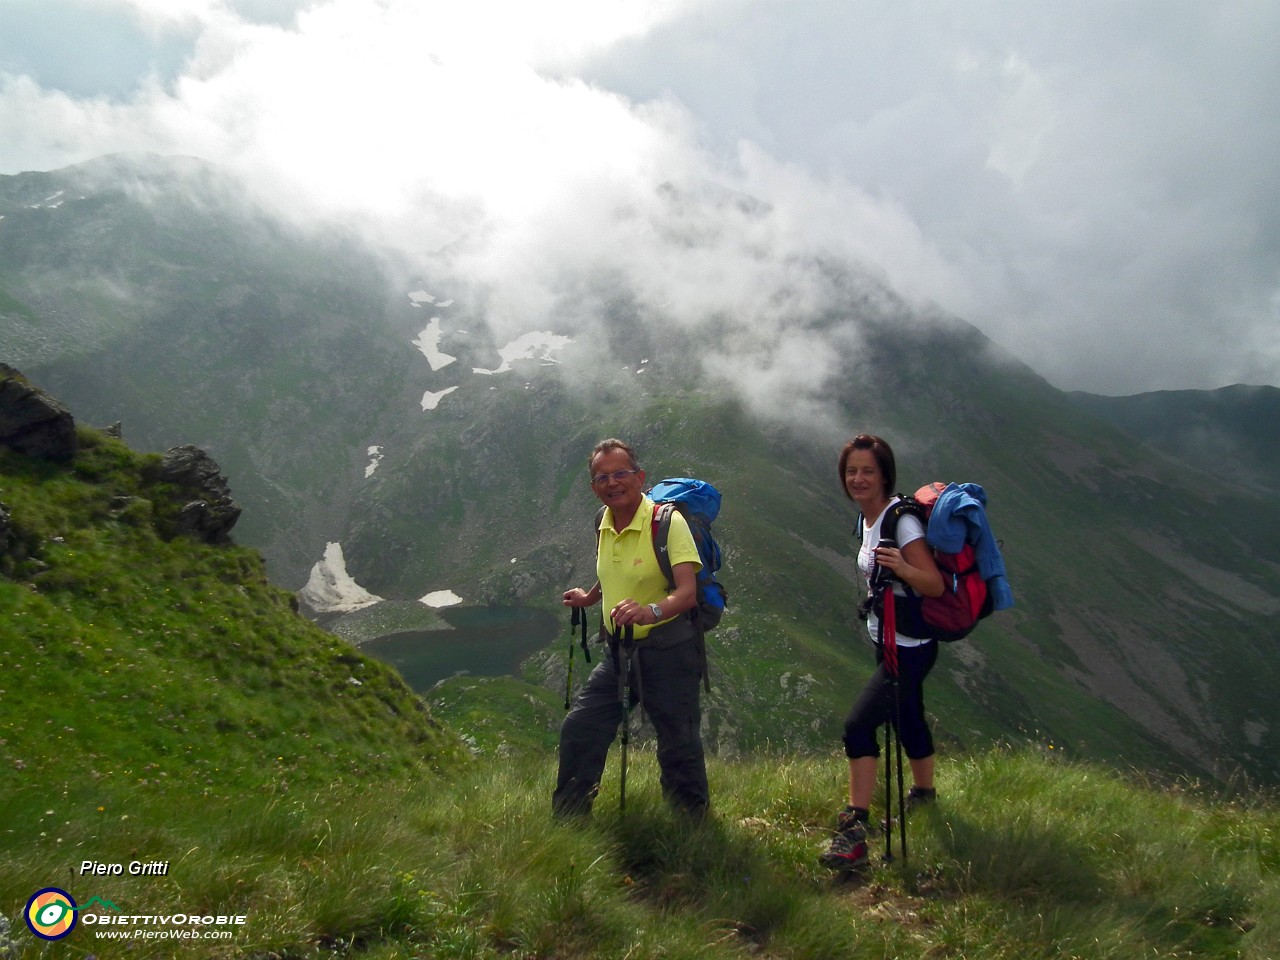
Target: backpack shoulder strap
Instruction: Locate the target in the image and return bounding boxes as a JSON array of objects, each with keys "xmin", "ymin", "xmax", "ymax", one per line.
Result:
[
  {"xmin": 858, "ymin": 495, "xmax": 921, "ymax": 544},
  {"xmin": 881, "ymin": 495, "xmax": 925, "ymax": 543},
  {"xmin": 594, "ymin": 504, "xmax": 607, "ymax": 548},
  {"xmin": 882, "ymin": 496, "xmax": 928, "ymax": 602},
  {"xmin": 650, "ymin": 502, "xmax": 676, "ymax": 590}
]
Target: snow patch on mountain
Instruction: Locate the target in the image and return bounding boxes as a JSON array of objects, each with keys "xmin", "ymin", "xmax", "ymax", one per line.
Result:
[
  {"xmin": 29, "ymin": 191, "xmax": 66, "ymax": 210},
  {"xmin": 408, "ymin": 291, "xmax": 456, "ymax": 309},
  {"xmin": 298, "ymin": 542, "xmax": 384, "ymax": 613},
  {"xmin": 473, "ymin": 331, "xmax": 573, "ymax": 375},
  {"xmin": 412, "ymin": 317, "xmax": 456, "ymax": 370},
  {"xmin": 419, "ymin": 589, "xmax": 464, "ymax": 608},
  {"xmin": 364, "ymin": 445, "xmax": 384, "ymax": 478},
  {"xmin": 407, "ymin": 294, "xmax": 572, "ymax": 413},
  {"xmin": 421, "ymin": 386, "xmax": 459, "ymax": 410}
]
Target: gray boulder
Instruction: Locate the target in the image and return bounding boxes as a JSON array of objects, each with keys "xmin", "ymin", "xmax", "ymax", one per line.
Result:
[
  {"xmin": 0, "ymin": 364, "xmax": 78, "ymax": 462},
  {"xmin": 157, "ymin": 444, "xmax": 242, "ymax": 543}
]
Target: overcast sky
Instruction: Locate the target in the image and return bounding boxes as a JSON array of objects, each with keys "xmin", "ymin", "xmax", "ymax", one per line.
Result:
[{"xmin": 2, "ymin": 0, "xmax": 1277, "ymax": 395}]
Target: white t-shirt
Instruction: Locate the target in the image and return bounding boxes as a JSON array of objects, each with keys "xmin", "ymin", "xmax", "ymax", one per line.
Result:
[{"xmin": 859, "ymin": 498, "xmax": 931, "ymax": 647}]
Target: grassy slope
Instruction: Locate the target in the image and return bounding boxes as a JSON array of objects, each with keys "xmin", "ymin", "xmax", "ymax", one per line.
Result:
[{"xmin": 3, "ymin": 745, "xmax": 1279, "ymax": 959}]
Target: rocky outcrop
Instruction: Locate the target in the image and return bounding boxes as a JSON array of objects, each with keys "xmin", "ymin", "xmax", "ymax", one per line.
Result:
[
  {"xmin": 157, "ymin": 444, "xmax": 242, "ymax": 544},
  {"xmin": 0, "ymin": 368, "xmax": 241, "ymax": 546},
  {"xmin": 0, "ymin": 363, "xmax": 78, "ymax": 461}
]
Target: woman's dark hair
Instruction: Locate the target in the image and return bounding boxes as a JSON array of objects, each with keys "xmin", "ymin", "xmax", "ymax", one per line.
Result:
[{"xmin": 837, "ymin": 433, "xmax": 896, "ymax": 499}]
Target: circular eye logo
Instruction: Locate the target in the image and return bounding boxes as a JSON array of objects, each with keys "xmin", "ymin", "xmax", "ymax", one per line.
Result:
[{"xmin": 25, "ymin": 887, "xmax": 78, "ymax": 941}]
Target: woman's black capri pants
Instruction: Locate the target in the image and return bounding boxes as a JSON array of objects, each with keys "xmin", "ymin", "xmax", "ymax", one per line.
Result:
[{"xmin": 842, "ymin": 640, "xmax": 938, "ymax": 760}]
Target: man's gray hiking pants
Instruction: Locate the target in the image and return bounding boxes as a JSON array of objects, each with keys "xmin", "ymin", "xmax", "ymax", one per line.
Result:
[{"xmin": 553, "ymin": 625, "xmax": 708, "ymax": 818}]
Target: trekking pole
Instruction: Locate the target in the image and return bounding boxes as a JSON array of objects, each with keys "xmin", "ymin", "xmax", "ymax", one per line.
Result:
[
  {"xmin": 874, "ymin": 539, "xmax": 906, "ymax": 865},
  {"xmin": 579, "ymin": 610, "xmax": 592, "ymax": 665},
  {"xmin": 563, "ymin": 607, "xmax": 591, "ymax": 710},
  {"xmin": 565, "ymin": 607, "xmax": 579, "ymax": 710},
  {"xmin": 885, "ymin": 583, "xmax": 908, "ymax": 866},
  {"xmin": 878, "ymin": 590, "xmax": 895, "ymax": 864},
  {"xmin": 617, "ymin": 625, "xmax": 634, "ymax": 812}
]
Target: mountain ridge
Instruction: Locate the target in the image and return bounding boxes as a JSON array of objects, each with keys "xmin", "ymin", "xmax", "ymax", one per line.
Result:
[{"xmin": 1068, "ymin": 383, "xmax": 1280, "ymax": 495}]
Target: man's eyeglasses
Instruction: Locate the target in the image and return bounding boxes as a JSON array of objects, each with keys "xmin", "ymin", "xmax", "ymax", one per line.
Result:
[{"xmin": 591, "ymin": 469, "xmax": 640, "ymax": 486}]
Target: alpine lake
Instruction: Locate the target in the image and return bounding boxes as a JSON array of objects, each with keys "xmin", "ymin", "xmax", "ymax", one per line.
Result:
[{"xmin": 352, "ymin": 604, "xmax": 561, "ymax": 692}]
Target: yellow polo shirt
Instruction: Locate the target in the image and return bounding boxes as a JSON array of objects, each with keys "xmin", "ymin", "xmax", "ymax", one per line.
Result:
[{"xmin": 598, "ymin": 496, "xmax": 702, "ymax": 639}]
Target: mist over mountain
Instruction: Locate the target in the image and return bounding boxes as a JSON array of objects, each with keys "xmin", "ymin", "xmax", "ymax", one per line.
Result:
[{"xmin": 3, "ymin": 154, "xmax": 1279, "ymax": 786}]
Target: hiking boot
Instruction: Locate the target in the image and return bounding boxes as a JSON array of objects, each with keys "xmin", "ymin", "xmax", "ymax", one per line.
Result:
[
  {"xmin": 905, "ymin": 786, "xmax": 936, "ymax": 811},
  {"xmin": 880, "ymin": 788, "xmax": 937, "ymax": 835},
  {"xmin": 819, "ymin": 810, "xmax": 869, "ymax": 871}
]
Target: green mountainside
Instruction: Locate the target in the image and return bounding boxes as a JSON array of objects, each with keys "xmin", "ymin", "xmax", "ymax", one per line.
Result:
[{"xmin": 3, "ymin": 155, "xmax": 1280, "ymax": 795}]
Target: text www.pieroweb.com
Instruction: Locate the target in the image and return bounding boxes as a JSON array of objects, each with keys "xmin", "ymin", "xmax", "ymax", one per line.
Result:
[{"xmin": 82, "ymin": 913, "xmax": 247, "ymax": 942}]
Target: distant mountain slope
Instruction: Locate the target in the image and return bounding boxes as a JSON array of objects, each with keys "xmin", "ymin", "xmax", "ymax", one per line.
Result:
[
  {"xmin": 1069, "ymin": 384, "xmax": 1280, "ymax": 494},
  {"xmin": 0, "ymin": 153, "xmax": 425, "ymax": 583},
  {"xmin": 4, "ymin": 155, "xmax": 1280, "ymax": 788}
]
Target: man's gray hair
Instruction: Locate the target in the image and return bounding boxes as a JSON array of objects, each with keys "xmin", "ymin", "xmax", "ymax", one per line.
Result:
[{"xmin": 588, "ymin": 438, "xmax": 640, "ymax": 472}]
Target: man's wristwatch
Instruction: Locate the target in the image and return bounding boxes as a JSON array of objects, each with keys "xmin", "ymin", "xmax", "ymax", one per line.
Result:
[{"xmin": 648, "ymin": 603, "xmax": 663, "ymax": 622}]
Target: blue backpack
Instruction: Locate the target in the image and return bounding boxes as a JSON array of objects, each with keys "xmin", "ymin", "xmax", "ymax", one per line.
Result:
[
  {"xmin": 647, "ymin": 477, "xmax": 728, "ymax": 631},
  {"xmin": 592, "ymin": 476, "xmax": 728, "ymax": 632}
]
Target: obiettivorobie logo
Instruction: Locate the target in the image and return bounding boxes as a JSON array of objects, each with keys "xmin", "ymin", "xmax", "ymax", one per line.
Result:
[
  {"xmin": 24, "ymin": 888, "xmax": 120, "ymax": 941},
  {"xmin": 23, "ymin": 887, "xmax": 247, "ymax": 943}
]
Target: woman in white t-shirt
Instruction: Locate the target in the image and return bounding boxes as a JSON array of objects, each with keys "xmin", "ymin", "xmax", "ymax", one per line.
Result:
[{"xmin": 820, "ymin": 434, "xmax": 945, "ymax": 871}]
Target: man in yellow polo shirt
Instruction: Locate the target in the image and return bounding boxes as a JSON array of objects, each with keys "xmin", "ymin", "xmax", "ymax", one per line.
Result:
[{"xmin": 554, "ymin": 438, "xmax": 708, "ymax": 818}]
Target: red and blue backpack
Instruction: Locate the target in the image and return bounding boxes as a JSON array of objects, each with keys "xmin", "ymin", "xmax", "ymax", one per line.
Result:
[{"xmin": 864, "ymin": 482, "xmax": 994, "ymax": 642}]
